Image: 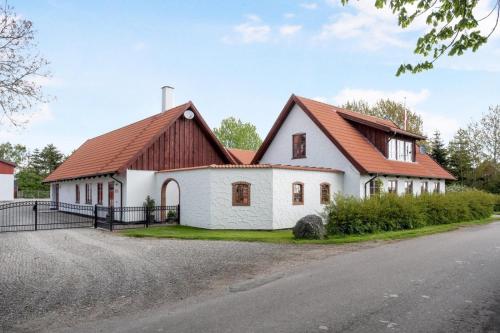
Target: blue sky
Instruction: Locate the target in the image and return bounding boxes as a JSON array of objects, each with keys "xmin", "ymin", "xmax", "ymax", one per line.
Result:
[{"xmin": 3, "ymin": 0, "xmax": 500, "ymax": 153}]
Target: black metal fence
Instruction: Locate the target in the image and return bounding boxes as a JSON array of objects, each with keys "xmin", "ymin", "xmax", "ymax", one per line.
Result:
[
  {"xmin": 95, "ymin": 205, "xmax": 179, "ymax": 231},
  {"xmin": 0, "ymin": 201, "xmax": 179, "ymax": 233},
  {"xmin": 0, "ymin": 201, "xmax": 94, "ymax": 233}
]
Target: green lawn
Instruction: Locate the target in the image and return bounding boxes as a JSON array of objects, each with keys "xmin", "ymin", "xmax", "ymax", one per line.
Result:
[{"xmin": 121, "ymin": 216, "xmax": 498, "ymax": 245}]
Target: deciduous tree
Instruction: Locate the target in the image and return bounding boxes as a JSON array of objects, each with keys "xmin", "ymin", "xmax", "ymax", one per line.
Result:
[
  {"xmin": 213, "ymin": 117, "xmax": 263, "ymax": 151},
  {"xmin": 0, "ymin": 2, "xmax": 50, "ymax": 126},
  {"xmin": 341, "ymin": 0, "xmax": 500, "ymax": 75},
  {"xmin": 343, "ymin": 99, "xmax": 424, "ymax": 135},
  {"xmin": 0, "ymin": 142, "xmax": 27, "ymax": 166}
]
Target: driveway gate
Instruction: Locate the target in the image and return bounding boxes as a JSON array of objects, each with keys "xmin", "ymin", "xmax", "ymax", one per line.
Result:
[
  {"xmin": 0, "ymin": 201, "xmax": 180, "ymax": 233},
  {"xmin": 0, "ymin": 201, "xmax": 94, "ymax": 233}
]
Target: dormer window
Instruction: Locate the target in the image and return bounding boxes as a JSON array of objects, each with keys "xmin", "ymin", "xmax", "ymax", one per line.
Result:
[
  {"xmin": 292, "ymin": 133, "xmax": 306, "ymax": 159},
  {"xmin": 388, "ymin": 138, "xmax": 413, "ymax": 162}
]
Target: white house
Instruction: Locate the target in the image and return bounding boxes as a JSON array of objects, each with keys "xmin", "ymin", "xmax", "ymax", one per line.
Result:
[
  {"xmin": 0, "ymin": 159, "xmax": 15, "ymax": 201},
  {"xmin": 45, "ymin": 89, "xmax": 454, "ymax": 229}
]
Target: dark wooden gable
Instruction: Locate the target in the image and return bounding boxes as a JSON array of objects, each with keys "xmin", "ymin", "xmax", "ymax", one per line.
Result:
[
  {"xmin": 349, "ymin": 121, "xmax": 417, "ymax": 160},
  {"xmin": 349, "ymin": 122, "xmax": 389, "ymax": 157},
  {"xmin": 127, "ymin": 116, "xmax": 228, "ymax": 171}
]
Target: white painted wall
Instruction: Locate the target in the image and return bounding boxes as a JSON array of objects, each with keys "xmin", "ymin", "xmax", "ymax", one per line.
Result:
[
  {"xmin": 156, "ymin": 167, "xmax": 343, "ymax": 230},
  {"xmin": 125, "ymin": 170, "xmax": 156, "ymax": 206},
  {"xmin": 208, "ymin": 168, "xmax": 274, "ymax": 229},
  {"xmin": 272, "ymin": 168, "xmax": 343, "ymax": 229},
  {"xmin": 51, "ymin": 175, "xmax": 123, "ymax": 208},
  {"xmin": 260, "ymin": 104, "xmax": 361, "ymax": 197},
  {"xmin": 155, "ymin": 169, "xmax": 212, "ymax": 229},
  {"xmin": 0, "ymin": 174, "xmax": 14, "ymax": 201}
]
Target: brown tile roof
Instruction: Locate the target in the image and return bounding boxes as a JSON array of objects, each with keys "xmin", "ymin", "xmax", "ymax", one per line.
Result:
[
  {"xmin": 227, "ymin": 148, "xmax": 256, "ymax": 165},
  {"xmin": 253, "ymin": 95, "xmax": 455, "ymax": 180},
  {"xmin": 45, "ymin": 102, "xmax": 235, "ymax": 182},
  {"xmin": 158, "ymin": 164, "xmax": 343, "ymax": 173}
]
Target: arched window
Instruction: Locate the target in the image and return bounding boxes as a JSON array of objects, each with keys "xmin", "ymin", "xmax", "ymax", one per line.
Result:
[
  {"xmin": 320, "ymin": 183, "xmax": 330, "ymax": 204},
  {"xmin": 232, "ymin": 182, "xmax": 251, "ymax": 206},
  {"xmin": 292, "ymin": 182, "xmax": 304, "ymax": 205}
]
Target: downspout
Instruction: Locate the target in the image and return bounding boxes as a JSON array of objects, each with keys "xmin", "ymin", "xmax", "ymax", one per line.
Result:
[
  {"xmin": 111, "ymin": 174, "xmax": 123, "ymax": 222},
  {"xmin": 364, "ymin": 174, "xmax": 379, "ymax": 199}
]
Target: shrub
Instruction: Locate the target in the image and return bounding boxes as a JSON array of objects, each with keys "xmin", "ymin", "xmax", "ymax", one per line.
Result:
[
  {"xmin": 325, "ymin": 190, "xmax": 495, "ymax": 236},
  {"xmin": 143, "ymin": 196, "xmax": 156, "ymax": 212},
  {"xmin": 293, "ymin": 215, "xmax": 327, "ymax": 240}
]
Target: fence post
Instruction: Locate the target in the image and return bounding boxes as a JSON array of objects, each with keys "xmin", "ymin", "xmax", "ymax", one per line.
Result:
[
  {"xmin": 109, "ymin": 206, "xmax": 113, "ymax": 232},
  {"xmin": 145, "ymin": 206, "xmax": 150, "ymax": 228},
  {"xmin": 34, "ymin": 201, "xmax": 38, "ymax": 231},
  {"xmin": 177, "ymin": 204, "xmax": 180, "ymax": 224},
  {"xmin": 94, "ymin": 205, "xmax": 98, "ymax": 228}
]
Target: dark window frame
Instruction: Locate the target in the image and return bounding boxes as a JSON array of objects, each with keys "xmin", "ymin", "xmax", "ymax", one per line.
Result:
[
  {"xmin": 388, "ymin": 180, "xmax": 398, "ymax": 194},
  {"xmin": 292, "ymin": 133, "xmax": 306, "ymax": 159},
  {"xmin": 320, "ymin": 182, "xmax": 330, "ymax": 204},
  {"xmin": 369, "ymin": 180, "xmax": 381, "ymax": 196},
  {"xmin": 292, "ymin": 182, "xmax": 304, "ymax": 205},
  {"xmin": 85, "ymin": 183, "xmax": 92, "ymax": 205},
  {"xmin": 232, "ymin": 182, "xmax": 251, "ymax": 206},
  {"xmin": 433, "ymin": 181, "xmax": 440, "ymax": 193},
  {"xmin": 421, "ymin": 181, "xmax": 428, "ymax": 194},
  {"xmin": 75, "ymin": 184, "xmax": 80, "ymax": 204},
  {"xmin": 404, "ymin": 181, "xmax": 413, "ymax": 195},
  {"xmin": 97, "ymin": 183, "xmax": 103, "ymax": 205}
]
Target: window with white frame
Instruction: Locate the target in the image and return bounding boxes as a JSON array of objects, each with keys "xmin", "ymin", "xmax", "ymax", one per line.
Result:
[
  {"xmin": 387, "ymin": 138, "xmax": 414, "ymax": 162},
  {"xmin": 405, "ymin": 141, "xmax": 413, "ymax": 162},
  {"xmin": 397, "ymin": 140, "xmax": 405, "ymax": 161},
  {"xmin": 433, "ymin": 181, "xmax": 440, "ymax": 193},
  {"xmin": 404, "ymin": 181, "xmax": 413, "ymax": 195},
  {"xmin": 421, "ymin": 181, "xmax": 428, "ymax": 194},
  {"xmin": 388, "ymin": 139, "xmax": 397, "ymax": 160},
  {"xmin": 388, "ymin": 180, "xmax": 398, "ymax": 194}
]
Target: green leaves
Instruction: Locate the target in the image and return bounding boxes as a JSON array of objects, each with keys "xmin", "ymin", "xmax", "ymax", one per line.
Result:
[
  {"xmin": 213, "ymin": 117, "xmax": 263, "ymax": 151},
  {"xmin": 341, "ymin": 0, "xmax": 500, "ymax": 75}
]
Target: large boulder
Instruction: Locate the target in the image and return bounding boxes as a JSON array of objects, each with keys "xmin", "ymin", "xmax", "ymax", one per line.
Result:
[{"xmin": 293, "ymin": 215, "xmax": 326, "ymax": 240}]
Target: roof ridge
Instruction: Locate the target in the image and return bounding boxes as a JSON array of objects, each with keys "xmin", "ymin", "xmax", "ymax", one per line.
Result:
[
  {"xmin": 296, "ymin": 95, "xmax": 400, "ymax": 128},
  {"xmin": 97, "ymin": 103, "xmax": 189, "ymax": 173},
  {"xmin": 87, "ymin": 102, "xmax": 192, "ymax": 142}
]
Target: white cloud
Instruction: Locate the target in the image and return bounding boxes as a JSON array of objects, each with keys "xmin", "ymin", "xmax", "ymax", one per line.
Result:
[
  {"xmin": 284, "ymin": 13, "xmax": 295, "ymax": 19},
  {"xmin": 245, "ymin": 14, "xmax": 261, "ymax": 22},
  {"xmin": 316, "ymin": 1, "xmax": 426, "ymax": 50},
  {"xmin": 224, "ymin": 15, "xmax": 271, "ymax": 44},
  {"xmin": 300, "ymin": 3, "xmax": 318, "ymax": 10},
  {"xmin": 0, "ymin": 103, "xmax": 54, "ymax": 131},
  {"xmin": 279, "ymin": 25, "xmax": 302, "ymax": 36}
]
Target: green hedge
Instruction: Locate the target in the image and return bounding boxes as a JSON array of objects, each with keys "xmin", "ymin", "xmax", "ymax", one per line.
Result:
[{"xmin": 325, "ymin": 190, "xmax": 496, "ymax": 235}]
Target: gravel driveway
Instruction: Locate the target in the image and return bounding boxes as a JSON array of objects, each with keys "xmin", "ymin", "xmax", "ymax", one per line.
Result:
[{"xmin": 0, "ymin": 228, "xmax": 364, "ymax": 332}]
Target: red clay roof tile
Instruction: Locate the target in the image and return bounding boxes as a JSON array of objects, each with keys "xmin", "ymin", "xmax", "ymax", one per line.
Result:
[
  {"xmin": 253, "ymin": 95, "xmax": 455, "ymax": 180},
  {"xmin": 227, "ymin": 148, "xmax": 256, "ymax": 165},
  {"xmin": 45, "ymin": 102, "xmax": 234, "ymax": 182}
]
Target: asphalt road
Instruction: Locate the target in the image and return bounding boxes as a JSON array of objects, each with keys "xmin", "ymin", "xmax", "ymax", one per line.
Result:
[{"xmin": 72, "ymin": 221, "xmax": 500, "ymax": 333}]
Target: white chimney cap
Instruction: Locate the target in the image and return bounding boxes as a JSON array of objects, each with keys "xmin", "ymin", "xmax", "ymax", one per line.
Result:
[{"xmin": 161, "ymin": 85, "xmax": 175, "ymax": 112}]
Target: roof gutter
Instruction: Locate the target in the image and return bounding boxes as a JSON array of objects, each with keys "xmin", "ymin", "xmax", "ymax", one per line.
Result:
[{"xmin": 111, "ymin": 174, "xmax": 123, "ymax": 209}]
